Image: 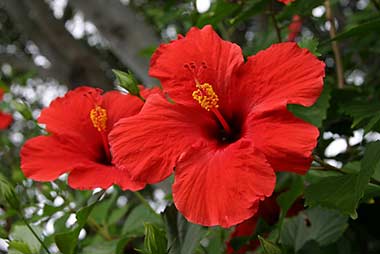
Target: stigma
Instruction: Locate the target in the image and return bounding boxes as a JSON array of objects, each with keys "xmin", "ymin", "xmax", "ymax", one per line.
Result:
[
  {"xmin": 192, "ymin": 83, "xmax": 219, "ymax": 111},
  {"xmin": 90, "ymin": 106, "xmax": 107, "ymax": 132}
]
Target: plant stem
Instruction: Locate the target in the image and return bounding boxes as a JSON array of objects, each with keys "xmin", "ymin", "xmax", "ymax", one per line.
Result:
[
  {"xmin": 19, "ymin": 213, "xmax": 51, "ymax": 254},
  {"xmin": 133, "ymin": 191, "xmax": 161, "ymax": 219},
  {"xmin": 87, "ymin": 216, "xmax": 113, "ymax": 240},
  {"xmin": 325, "ymin": 0, "xmax": 344, "ymax": 89},
  {"xmin": 270, "ymin": 2, "xmax": 282, "ymax": 42},
  {"xmin": 312, "ymin": 155, "xmax": 345, "ymax": 173}
]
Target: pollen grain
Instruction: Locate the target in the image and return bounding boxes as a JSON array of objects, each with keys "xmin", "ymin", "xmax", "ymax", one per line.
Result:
[
  {"xmin": 90, "ymin": 106, "xmax": 107, "ymax": 132},
  {"xmin": 192, "ymin": 83, "xmax": 219, "ymax": 111}
]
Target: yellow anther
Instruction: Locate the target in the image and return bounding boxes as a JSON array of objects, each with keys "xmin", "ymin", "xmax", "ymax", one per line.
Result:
[
  {"xmin": 192, "ymin": 83, "xmax": 219, "ymax": 111},
  {"xmin": 90, "ymin": 106, "xmax": 107, "ymax": 132}
]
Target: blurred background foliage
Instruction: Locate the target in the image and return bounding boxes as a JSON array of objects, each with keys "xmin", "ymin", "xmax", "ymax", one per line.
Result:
[{"xmin": 0, "ymin": 0, "xmax": 380, "ymax": 253}]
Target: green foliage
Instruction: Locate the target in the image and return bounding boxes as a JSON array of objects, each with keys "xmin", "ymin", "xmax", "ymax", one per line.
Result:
[
  {"xmin": 258, "ymin": 235, "xmax": 282, "ymax": 254},
  {"xmin": 298, "ymin": 37, "xmax": 321, "ymax": 57},
  {"xmin": 340, "ymin": 101, "xmax": 380, "ymax": 133},
  {"xmin": 55, "ymin": 191, "xmax": 105, "ymax": 254},
  {"xmin": 141, "ymin": 223, "xmax": 168, "ymax": 254},
  {"xmin": 288, "ymin": 84, "xmax": 331, "ymax": 128},
  {"xmin": 9, "ymin": 225, "xmax": 43, "ymax": 254},
  {"xmin": 305, "ymin": 142, "xmax": 380, "ymax": 218},
  {"xmin": 280, "ymin": 207, "xmax": 348, "ymax": 252},
  {"xmin": 122, "ymin": 204, "xmax": 162, "ymax": 236},
  {"xmin": 330, "ymin": 17, "xmax": 380, "ymax": 42},
  {"xmin": 113, "ymin": 69, "xmax": 143, "ymax": 99}
]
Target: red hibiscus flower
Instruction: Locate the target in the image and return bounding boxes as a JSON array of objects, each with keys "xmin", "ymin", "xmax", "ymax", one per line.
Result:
[
  {"xmin": 109, "ymin": 25, "xmax": 324, "ymax": 227},
  {"xmin": 0, "ymin": 88, "xmax": 13, "ymax": 130},
  {"xmin": 21, "ymin": 86, "xmax": 158, "ymax": 190},
  {"xmin": 227, "ymin": 194, "xmax": 304, "ymax": 253},
  {"xmin": 288, "ymin": 15, "xmax": 303, "ymax": 42}
]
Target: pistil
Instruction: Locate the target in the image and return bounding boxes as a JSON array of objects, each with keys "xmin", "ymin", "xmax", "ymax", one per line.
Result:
[{"xmin": 192, "ymin": 82, "xmax": 232, "ymax": 134}]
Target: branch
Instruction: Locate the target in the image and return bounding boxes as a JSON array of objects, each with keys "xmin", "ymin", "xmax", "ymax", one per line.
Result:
[
  {"xmin": 325, "ymin": 0, "xmax": 344, "ymax": 89},
  {"xmin": 2, "ymin": 0, "xmax": 113, "ymax": 90},
  {"xmin": 68, "ymin": 0, "xmax": 160, "ymax": 86}
]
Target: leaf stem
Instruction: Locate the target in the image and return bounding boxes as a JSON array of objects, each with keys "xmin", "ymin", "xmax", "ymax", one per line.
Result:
[
  {"xmin": 325, "ymin": 0, "xmax": 344, "ymax": 89},
  {"xmin": 312, "ymin": 155, "xmax": 345, "ymax": 173}
]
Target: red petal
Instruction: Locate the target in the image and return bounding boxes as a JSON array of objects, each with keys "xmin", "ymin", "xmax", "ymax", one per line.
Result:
[
  {"xmin": 38, "ymin": 86, "xmax": 104, "ymax": 156},
  {"xmin": 172, "ymin": 140, "xmax": 276, "ymax": 227},
  {"xmin": 103, "ymin": 86, "xmax": 160, "ymax": 130},
  {"xmin": 235, "ymin": 42, "xmax": 325, "ymax": 112},
  {"xmin": 149, "ymin": 25, "xmax": 243, "ymax": 106},
  {"xmin": 249, "ymin": 108, "xmax": 319, "ymax": 174},
  {"xmin": 109, "ymin": 94, "xmax": 216, "ymax": 184},
  {"xmin": 39, "ymin": 86, "xmax": 103, "ymax": 136},
  {"xmin": 0, "ymin": 112, "xmax": 12, "ymax": 129},
  {"xmin": 68, "ymin": 163, "xmax": 145, "ymax": 191},
  {"xmin": 20, "ymin": 135, "xmax": 94, "ymax": 181}
]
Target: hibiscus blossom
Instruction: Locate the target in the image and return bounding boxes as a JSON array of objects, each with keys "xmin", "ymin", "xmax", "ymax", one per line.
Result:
[
  {"xmin": 21, "ymin": 86, "xmax": 157, "ymax": 190},
  {"xmin": 110, "ymin": 25, "xmax": 324, "ymax": 227},
  {"xmin": 0, "ymin": 88, "xmax": 13, "ymax": 130}
]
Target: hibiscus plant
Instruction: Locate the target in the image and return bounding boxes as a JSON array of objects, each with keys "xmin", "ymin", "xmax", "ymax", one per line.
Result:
[{"xmin": 1, "ymin": 0, "xmax": 380, "ymax": 254}]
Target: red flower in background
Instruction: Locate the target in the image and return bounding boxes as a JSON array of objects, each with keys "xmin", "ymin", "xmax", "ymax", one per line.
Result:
[
  {"xmin": 278, "ymin": 0, "xmax": 295, "ymax": 4},
  {"xmin": 110, "ymin": 26, "xmax": 324, "ymax": 227},
  {"xmin": 288, "ymin": 15, "xmax": 303, "ymax": 42},
  {"xmin": 21, "ymin": 86, "xmax": 158, "ymax": 190},
  {"xmin": 0, "ymin": 88, "xmax": 13, "ymax": 130},
  {"xmin": 227, "ymin": 194, "xmax": 304, "ymax": 253}
]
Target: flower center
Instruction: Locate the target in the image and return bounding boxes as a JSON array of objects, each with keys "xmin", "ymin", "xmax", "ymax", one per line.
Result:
[
  {"xmin": 89, "ymin": 105, "xmax": 111, "ymax": 162},
  {"xmin": 192, "ymin": 82, "xmax": 232, "ymax": 135},
  {"xmin": 90, "ymin": 106, "xmax": 107, "ymax": 132},
  {"xmin": 192, "ymin": 83, "xmax": 219, "ymax": 111}
]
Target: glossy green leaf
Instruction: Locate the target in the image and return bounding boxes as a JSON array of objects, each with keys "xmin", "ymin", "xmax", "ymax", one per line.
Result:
[
  {"xmin": 280, "ymin": 207, "xmax": 348, "ymax": 252},
  {"xmin": 55, "ymin": 192, "xmax": 103, "ymax": 254},
  {"xmin": 8, "ymin": 241, "xmax": 32, "ymax": 254},
  {"xmin": 9, "ymin": 225, "xmax": 43, "ymax": 254},
  {"xmin": 298, "ymin": 37, "xmax": 321, "ymax": 57},
  {"xmin": 288, "ymin": 84, "xmax": 331, "ymax": 128},
  {"xmin": 143, "ymin": 223, "xmax": 167, "ymax": 254},
  {"xmin": 122, "ymin": 204, "xmax": 162, "ymax": 236},
  {"xmin": 305, "ymin": 142, "xmax": 380, "ymax": 217},
  {"xmin": 258, "ymin": 235, "xmax": 282, "ymax": 254},
  {"xmin": 329, "ymin": 17, "xmax": 380, "ymax": 42},
  {"xmin": 340, "ymin": 101, "xmax": 380, "ymax": 133}
]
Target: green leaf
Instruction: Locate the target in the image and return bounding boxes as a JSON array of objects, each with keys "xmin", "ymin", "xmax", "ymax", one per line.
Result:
[
  {"xmin": 305, "ymin": 142, "xmax": 380, "ymax": 217},
  {"xmin": 122, "ymin": 204, "xmax": 162, "ymax": 236},
  {"xmin": 0, "ymin": 173, "xmax": 19, "ymax": 209},
  {"xmin": 10, "ymin": 225, "xmax": 43, "ymax": 254},
  {"xmin": 298, "ymin": 37, "xmax": 321, "ymax": 57},
  {"xmin": 196, "ymin": 0, "xmax": 239, "ymax": 27},
  {"xmin": 55, "ymin": 193, "xmax": 102, "ymax": 254},
  {"xmin": 288, "ymin": 84, "xmax": 331, "ymax": 128},
  {"xmin": 82, "ymin": 240, "xmax": 118, "ymax": 254},
  {"xmin": 113, "ymin": 69, "xmax": 142, "ymax": 98},
  {"xmin": 329, "ymin": 17, "xmax": 380, "ymax": 42},
  {"xmin": 143, "ymin": 223, "xmax": 168, "ymax": 254},
  {"xmin": 280, "ymin": 207, "xmax": 348, "ymax": 252},
  {"xmin": 8, "ymin": 241, "xmax": 32, "ymax": 254},
  {"xmin": 258, "ymin": 235, "xmax": 282, "ymax": 254},
  {"xmin": 340, "ymin": 101, "xmax": 380, "ymax": 133},
  {"xmin": 162, "ymin": 205, "xmax": 205, "ymax": 254}
]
